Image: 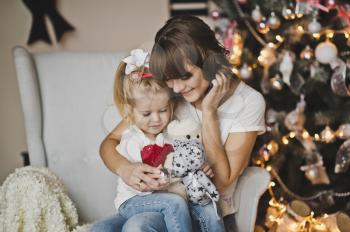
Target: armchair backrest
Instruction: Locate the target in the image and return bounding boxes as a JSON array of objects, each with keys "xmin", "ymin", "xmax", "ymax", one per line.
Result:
[{"xmin": 13, "ymin": 46, "xmax": 128, "ymax": 222}]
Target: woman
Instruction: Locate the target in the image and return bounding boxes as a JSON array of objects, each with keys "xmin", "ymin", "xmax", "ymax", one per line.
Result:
[{"xmin": 92, "ymin": 15, "xmax": 265, "ymax": 232}]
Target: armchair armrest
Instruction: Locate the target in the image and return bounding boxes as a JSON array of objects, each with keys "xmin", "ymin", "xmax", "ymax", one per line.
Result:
[{"xmin": 234, "ymin": 166, "xmax": 270, "ymax": 232}]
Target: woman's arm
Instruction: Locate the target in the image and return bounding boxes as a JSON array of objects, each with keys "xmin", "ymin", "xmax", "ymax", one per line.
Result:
[
  {"xmin": 100, "ymin": 120, "xmax": 167, "ymax": 191},
  {"xmin": 200, "ymin": 73, "xmax": 260, "ymax": 192},
  {"xmin": 201, "ymin": 113, "xmax": 257, "ymax": 191},
  {"xmin": 99, "ymin": 120, "xmax": 129, "ymax": 173}
]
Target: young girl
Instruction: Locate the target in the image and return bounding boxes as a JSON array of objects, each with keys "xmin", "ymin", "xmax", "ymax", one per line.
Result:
[{"xmin": 108, "ymin": 48, "xmax": 192, "ymax": 232}]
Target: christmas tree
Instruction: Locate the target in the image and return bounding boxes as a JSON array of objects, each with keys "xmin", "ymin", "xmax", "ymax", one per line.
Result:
[{"xmin": 210, "ymin": 0, "xmax": 350, "ymax": 230}]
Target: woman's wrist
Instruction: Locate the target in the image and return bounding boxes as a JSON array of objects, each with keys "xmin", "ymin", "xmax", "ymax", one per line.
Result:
[
  {"xmin": 115, "ymin": 159, "xmax": 131, "ymax": 177},
  {"xmin": 115, "ymin": 165, "xmax": 123, "ymax": 177},
  {"xmin": 202, "ymin": 107, "xmax": 218, "ymax": 119}
]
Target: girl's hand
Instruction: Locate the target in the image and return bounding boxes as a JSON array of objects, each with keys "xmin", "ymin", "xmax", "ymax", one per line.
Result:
[
  {"xmin": 201, "ymin": 162, "xmax": 214, "ymax": 178},
  {"xmin": 117, "ymin": 162, "xmax": 169, "ymax": 192},
  {"xmin": 201, "ymin": 72, "xmax": 232, "ymax": 112}
]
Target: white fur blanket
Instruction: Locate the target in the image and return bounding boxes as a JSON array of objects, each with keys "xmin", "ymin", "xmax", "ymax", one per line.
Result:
[{"xmin": 0, "ymin": 166, "xmax": 90, "ymax": 232}]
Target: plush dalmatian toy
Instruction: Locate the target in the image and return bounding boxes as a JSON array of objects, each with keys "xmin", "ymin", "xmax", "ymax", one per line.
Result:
[{"xmin": 165, "ymin": 119, "xmax": 219, "ymax": 205}]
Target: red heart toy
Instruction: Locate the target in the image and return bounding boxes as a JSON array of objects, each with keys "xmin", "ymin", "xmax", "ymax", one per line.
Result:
[{"xmin": 140, "ymin": 144, "xmax": 174, "ymax": 167}]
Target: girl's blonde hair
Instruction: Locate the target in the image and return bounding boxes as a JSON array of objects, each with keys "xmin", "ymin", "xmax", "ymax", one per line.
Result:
[{"xmin": 114, "ymin": 61, "xmax": 174, "ymax": 123}]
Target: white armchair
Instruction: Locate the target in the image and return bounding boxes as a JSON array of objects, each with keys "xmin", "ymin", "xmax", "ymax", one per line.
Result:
[{"xmin": 13, "ymin": 46, "xmax": 270, "ymax": 232}]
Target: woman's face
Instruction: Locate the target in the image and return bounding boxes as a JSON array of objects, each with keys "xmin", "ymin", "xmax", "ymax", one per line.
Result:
[{"xmin": 165, "ymin": 64, "xmax": 209, "ymax": 103}]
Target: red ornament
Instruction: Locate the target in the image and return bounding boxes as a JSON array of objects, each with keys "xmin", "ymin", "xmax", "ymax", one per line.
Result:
[
  {"xmin": 140, "ymin": 144, "xmax": 174, "ymax": 167},
  {"xmin": 224, "ymin": 21, "xmax": 237, "ymax": 50},
  {"xmin": 337, "ymin": 5, "xmax": 350, "ymax": 26}
]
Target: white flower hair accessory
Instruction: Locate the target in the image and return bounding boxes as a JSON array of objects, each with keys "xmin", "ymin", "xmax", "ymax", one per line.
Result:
[{"xmin": 123, "ymin": 49, "xmax": 150, "ymax": 75}]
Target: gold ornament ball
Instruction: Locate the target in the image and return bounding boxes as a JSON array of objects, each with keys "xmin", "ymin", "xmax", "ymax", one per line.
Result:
[
  {"xmin": 268, "ymin": 12, "xmax": 281, "ymax": 30},
  {"xmin": 258, "ymin": 46, "xmax": 276, "ymax": 67},
  {"xmin": 336, "ymin": 124, "xmax": 350, "ymax": 139},
  {"xmin": 252, "ymin": 5, "xmax": 263, "ymax": 22},
  {"xmin": 282, "ymin": 6, "xmax": 295, "ymax": 20},
  {"xmin": 308, "ymin": 18, "xmax": 322, "ymax": 34}
]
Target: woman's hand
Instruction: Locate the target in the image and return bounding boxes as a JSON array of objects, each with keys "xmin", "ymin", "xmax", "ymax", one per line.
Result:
[
  {"xmin": 201, "ymin": 162, "xmax": 214, "ymax": 178},
  {"xmin": 201, "ymin": 72, "xmax": 232, "ymax": 112},
  {"xmin": 117, "ymin": 162, "xmax": 169, "ymax": 192}
]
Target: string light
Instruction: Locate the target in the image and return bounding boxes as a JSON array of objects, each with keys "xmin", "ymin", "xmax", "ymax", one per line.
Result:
[
  {"xmin": 327, "ymin": 31, "xmax": 335, "ymax": 39},
  {"xmin": 314, "ymin": 133, "xmax": 321, "ymax": 141},
  {"xmin": 337, "ymin": 130, "xmax": 344, "ymax": 138},
  {"xmin": 282, "ymin": 136, "xmax": 289, "ymax": 145},
  {"xmin": 313, "ymin": 33, "xmax": 321, "ymax": 39},
  {"xmin": 296, "ymin": 13, "xmax": 303, "ymax": 18},
  {"xmin": 267, "ymin": 140, "xmax": 279, "ymax": 154},
  {"xmin": 297, "ymin": 25, "xmax": 304, "ymax": 33},
  {"xmin": 229, "ymin": 32, "xmax": 243, "ymax": 65},
  {"xmin": 320, "ymin": 126, "xmax": 336, "ymax": 143},
  {"xmin": 258, "ymin": 19, "xmax": 270, "ymax": 34},
  {"xmin": 231, "ymin": 67, "xmax": 240, "ymax": 76},
  {"xmin": 311, "ymin": 220, "xmax": 327, "ymax": 231},
  {"xmin": 302, "ymin": 130, "xmax": 310, "ymax": 139},
  {"xmin": 267, "ymin": 42, "xmax": 276, "ymax": 48},
  {"xmin": 289, "ymin": 131, "xmax": 296, "ymax": 138},
  {"xmin": 288, "ymin": 222, "xmax": 300, "ymax": 231},
  {"xmin": 263, "ymin": 168, "xmax": 348, "ymax": 232},
  {"xmin": 270, "ymin": 75, "xmax": 283, "ymax": 90},
  {"xmin": 258, "ymin": 45, "xmax": 276, "ymax": 67},
  {"xmin": 261, "ymin": 124, "xmax": 345, "ymax": 154},
  {"xmin": 275, "ymin": 35, "xmax": 284, "ymax": 42}
]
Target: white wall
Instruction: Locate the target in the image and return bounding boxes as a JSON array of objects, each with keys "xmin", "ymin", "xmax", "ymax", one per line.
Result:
[{"xmin": 0, "ymin": 0, "xmax": 168, "ymax": 183}]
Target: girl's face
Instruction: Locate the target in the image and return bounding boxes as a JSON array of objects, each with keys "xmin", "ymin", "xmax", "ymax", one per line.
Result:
[
  {"xmin": 165, "ymin": 64, "xmax": 209, "ymax": 104},
  {"xmin": 131, "ymin": 89, "xmax": 171, "ymax": 140}
]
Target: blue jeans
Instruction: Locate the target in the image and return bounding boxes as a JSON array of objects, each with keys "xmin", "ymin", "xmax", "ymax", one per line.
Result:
[
  {"xmin": 90, "ymin": 196, "xmax": 224, "ymax": 232},
  {"xmin": 189, "ymin": 202, "xmax": 225, "ymax": 232},
  {"xmin": 118, "ymin": 192, "xmax": 192, "ymax": 232},
  {"xmin": 90, "ymin": 212, "xmax": 166, "ymax": 232}
]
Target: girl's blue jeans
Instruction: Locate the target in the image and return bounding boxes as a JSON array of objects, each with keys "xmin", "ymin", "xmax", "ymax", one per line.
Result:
[
  {"xmin": 90, "ymin": 192, "xmax": 225, "ymax": 232},
  {"xmin": 119, "ymin": 192, "xmax": 192, "ymax": 232}
]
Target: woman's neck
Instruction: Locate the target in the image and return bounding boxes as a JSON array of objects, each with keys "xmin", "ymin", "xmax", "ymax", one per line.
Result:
[{"xmin": 193, "ymin": 96, "xmax": 204, "ymax": 109}]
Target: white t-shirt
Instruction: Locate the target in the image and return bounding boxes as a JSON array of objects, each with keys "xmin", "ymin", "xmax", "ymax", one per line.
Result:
[
  {"xmin": 114, "ymin": 126, "xmax": 166, "ymax": 210},
  {"xmin": 174, "ymin": 81, "xmax": 266, "ymax": 216}
]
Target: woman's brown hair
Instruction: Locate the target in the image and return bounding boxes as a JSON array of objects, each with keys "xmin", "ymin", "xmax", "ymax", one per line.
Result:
[{"xmin": 150, "ymin": 15, "xmax": 238, "ymax": 82}]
